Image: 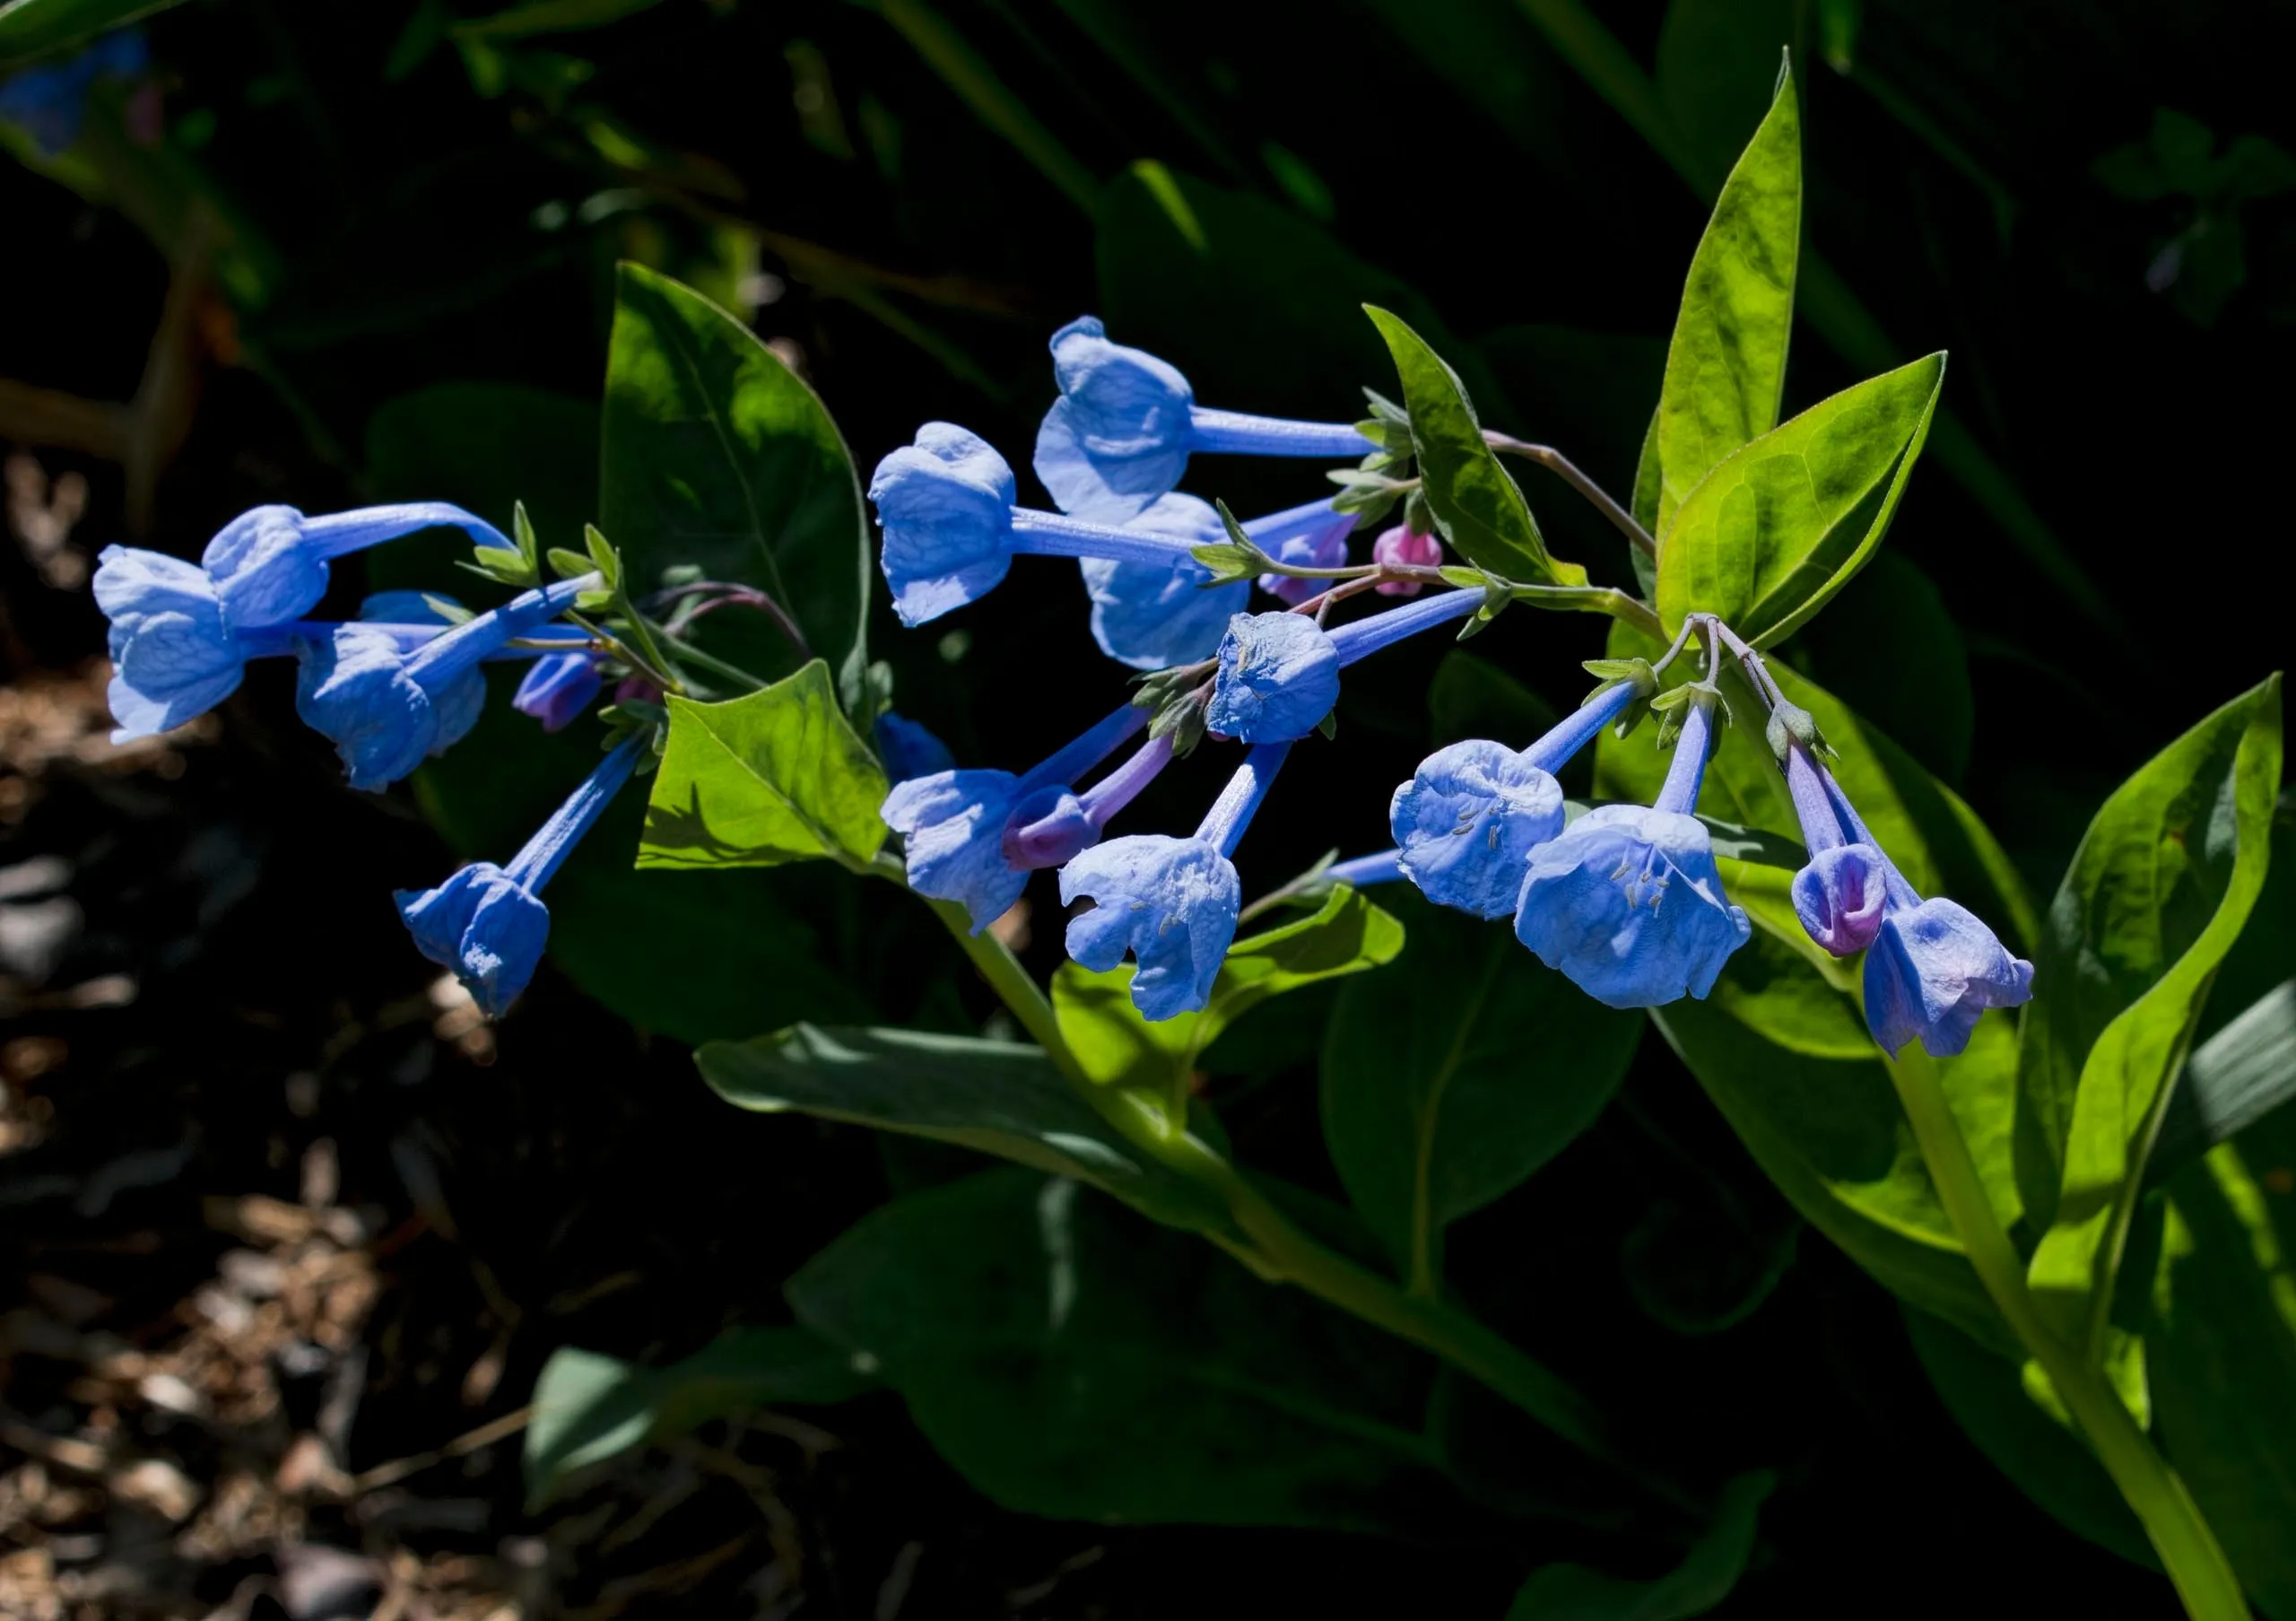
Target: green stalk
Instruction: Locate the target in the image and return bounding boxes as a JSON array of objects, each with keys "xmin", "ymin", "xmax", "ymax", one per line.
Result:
[
  {"xmin": 890, "ymin": 861, "xmax": 1698, "ymax": 1516},
  {"xmin": 657, "ymin": 628, "xmax": 769, "ymax": 693},
  {"xmin": 1886, "ymin": 1050, "xmax": 2251, "ymax": 1620}
]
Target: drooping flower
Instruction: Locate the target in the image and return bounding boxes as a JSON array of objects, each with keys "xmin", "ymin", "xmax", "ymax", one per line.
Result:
[
  {"xmin": 1205, "ymin": 588, "xmax": 1483, "ymax": 743},
  {"xmin": 1772, "ymin": 721, "xmax": 1892, "ymax": 956},
  {"xmin": 1371, "ymin": 524, "xmax": 1444, "ymax": 596},
  {"xmin": 1059, "ymin": 741, "xmax": 1290, "ymax": 1020},
  {"xmin": 881, "ymin": 704, "xmax": 1149, "ymax": 932},
  {"xmin": 869, "ymin": 425, "xmax": 1219, "ymax": 628},
  {"xmin": 1083, "ymin": 494, "xmax": 1361, "ymax": 668},
  {"xmin": 1031, "ymin": 316, "xmax": 1375, "ymax": 520},
  {"xmin": 397, "ymin": 733, "xmax": 645, "ymax": 1016},
  {"xmin": 0, "ymin": 27, "xmax": 146, "ymax": 155},
  {"xmin": 874, "ymin": 711, "xmax": 956, "ymax": 780},
  {"xmin": 94, "ymin": 501, "xmax": 513, "ymax": 741},
  {"xmin": 1513, "ymin": 689, "xmax": 1750, "ymax": 1007},
  {"xmin": 296, "ymin": 574, "xmax": 597, "ymax": 790},
  {"xmin": 1391, "ymin": 674, "xmax": 1649, "ymax": 918},
  {"xmin": 513, "ymin": 651, "xmax": 605, "ymax": 733}
]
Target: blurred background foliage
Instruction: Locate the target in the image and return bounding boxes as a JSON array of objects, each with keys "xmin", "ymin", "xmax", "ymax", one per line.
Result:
[{"xmin": 5, "ymin": 0, "xmax": 2294, "ymax": 1614}]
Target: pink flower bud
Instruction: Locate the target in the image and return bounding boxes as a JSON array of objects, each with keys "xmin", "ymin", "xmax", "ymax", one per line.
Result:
[{"xmin": 1372, "ymin": 525, "xmax": 1443, "ymax": 594}]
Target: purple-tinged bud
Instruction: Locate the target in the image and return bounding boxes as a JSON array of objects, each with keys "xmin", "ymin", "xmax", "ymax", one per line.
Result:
[{"xmin": 1372, "ymin": 525, "xmax": 1443, "ymax": 595}]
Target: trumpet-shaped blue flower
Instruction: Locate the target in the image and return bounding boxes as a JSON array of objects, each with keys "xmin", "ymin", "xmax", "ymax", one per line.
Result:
[
  {"xmin": 869, "ymin": 425, "xmax": 1218, "ymax": 628},
  {"xmin": 1084, "ymin": 495, "xmax": 1359, "ymax": 669},
  {"xmin": 1059, "ymin": 742, "xmax": 1289, "ymax": 1020},
  {"xmin": 94, "ymin": 502, "xmax": 512, "ymax": 740},
  {"xmin": 1393, "ymin": 675, "xmax": 1650, "ymax": 919},
  {"xmin": 1864, "ymin": 897, "xmax": 2036, "ymax": 1059},
  {"xmin": 397, "ymin": 733, "xmax": 645, "ymax": 1016},
  {"xmin": 1513, "ymin": 693, "xmax": 1749, "ymax": 1007},
  {"xmin": 513, "ymin": 651, "xmax": 605, "ymax": 732},
  {"xmin": 1031, "ymin": 317, "xmax": 1374, "ymax": 520},
  {"xmin": 874, "ymin": 711, "xmax": 956, "ymax": 780},
  {"xmin": 1206, "ymin": 588, "xmax": 1482, "ymax": 743},
  {"xmin": 297, "ymin": 574, "xmax": 596, "ymax": 790},
  {"xmin": 882, "ymin": 705, "xmax": 1149, "ymax": 931},
  {"xmin": 1777, "ymin": 737, "xmax": 1892, "ymax": 955}
]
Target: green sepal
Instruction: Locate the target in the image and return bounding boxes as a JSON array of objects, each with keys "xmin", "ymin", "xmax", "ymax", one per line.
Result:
[
  {"xmin": 546, "ymin": 545, "xmax": 594, "ymax": 580},
  {"xmin": 1147, "ymin": 693, "xmax": 1208, "ymax": 758},
  {"xmin": 582, "ymin": 523, "xmax": 622, "ymax": 589},
  {"xmin": 1763, "ymin": 697, "xmax": 1835, "ymax": 764},
  {"xmin": 1361, "ymin": 387, "xmax": 1411, "ymax": 428},
  {"xmin": 464, "ymin": 547, "xmax": 536, "ymax": 587},
  {"xmin": 1438, "ymin": 564, "xmax": 1493, "ymax": 590},
  {"xmin": 1315, "ymin": 710, "xmax": 1339, "ymax": 741},
  {"xmin": 510, "ymin": 500, "xmax": 542, "ymax": 570},
  {"xmin": 421, "ymin": 593, "xmax": 476, "ymax": 626}
]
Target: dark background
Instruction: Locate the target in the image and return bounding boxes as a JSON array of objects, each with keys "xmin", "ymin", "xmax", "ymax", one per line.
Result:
[{"xmin": 4, "ymin": 0, "xmax": 2288, "ymax": 1614}]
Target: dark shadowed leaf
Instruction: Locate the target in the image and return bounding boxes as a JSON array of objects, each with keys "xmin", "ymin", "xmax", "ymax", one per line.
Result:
[
  {"xmin": 1505, "ymin": 1471, "xmax": 1775, "ymax": 1618},
  {"xmin": 0, "ymin": 0, "xmax": 183, "ymax": 65}
]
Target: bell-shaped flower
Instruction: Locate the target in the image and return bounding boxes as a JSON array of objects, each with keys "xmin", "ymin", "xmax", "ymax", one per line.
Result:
[
  {"xmin": 869, "ymin": 425, "xmax": 1220, "ymax": 629},
  {"xmin": 1031, "ymin": 316, "xmax": 1375, "ymax": 520},
  {"xmin": 397, "ymin": 733, "xmax": 644, "ymax": 1016},
  {"xmin": 1864, "ymin": 897, "xmax": 2036, "ymax": 1059},
  {"xmin": 297, "ymin": 574, "xmax": 596, "ymax": 790},
  {"xmin": 1079, "ymin": 495, "xmax": 1247, "ymax": 670},
  {"xmin": 1255, "ymin": 499, "xmax": 1357, "ymax": 608},
  {"xmin": 874, "ymin": 711, "xmax": 956, "ymax": 780},
  {"xmin": 93, "ymin": 501, "xmax": 511, "ymax": 739},
  {"xmin": 1513, "ymin": 691, "xmax": 1750, "ymax": 1007},
  {"xmin": 513, "ymin": 651, "xmax": 605, "ymax": 733},
  {"xmin": 1391, "ymin": 675, "xmax": 1648, "ymax": 918},
  {"xmin": 1770, "ymin": 711, "xmax": 1892, "ymax": 955},
  {"xmin": 882, "ymin": 704, "xmax": 1152, "ymax": 932},
  {"xmin": 1059, "ymin": 741, "xmax": 1289, "ymax": 1020},
  {"xmin": 1371, "ymin": 524, "xmax": 1444, "ymax": 596},
  {"xmin": 1207, "ymin": 588, "xmax": 1482, "ymax": 743}
]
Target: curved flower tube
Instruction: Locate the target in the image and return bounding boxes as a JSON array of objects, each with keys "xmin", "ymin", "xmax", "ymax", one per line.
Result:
[
  {"xmin": 1059, "ymin": 741, "xmax": 1289, "ymax": 1020},
  {"xmin": 1513, "ymin": 693, "xmax": 1750, "ymax": 1007},
  {"xmin": 1031, "ymin": 317, "xmax": 1374, "ymax": 520},
  {"xmin": 396, "ymin": 732, "xmax": 646, "ymax": 1016},
  {"xmin": 513, "ymin": 651, "xmax": 606, "ymax": 732}
]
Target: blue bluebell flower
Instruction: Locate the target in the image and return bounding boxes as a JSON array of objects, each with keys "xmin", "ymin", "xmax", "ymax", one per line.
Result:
[
  {"xmin": 93, "ymin": 502, "xmax": 512, "ymax": 739},
  {"xmin": 514, "ymin": 652, "xmax": 605, "ymax": 733},
  {"xmin": 1031, "ymin": 317, "xmax": 1374, "ymax": 520},
  {"xmin": 869, "ymin": 426, "xmax": 1221, "ymax": 628},
  {"xmin": 1206, "ymin": 588, "xmax": 1482, "ymax": 743},
  {"xmin": 1392, "ymin": 675, "xmax": 1648, "ymax": 918},
  {"xmin": 296, "ymin": 574, "xmax": 597, "ymax": 791},
  {"xmin": 1078, "ymin": 495, "xmax": 1245, "ymax": 670},
  {"xmin": 882, "ymin": 704, "xmax": 1151, "ymax": 931},
  {"xmin": 1059, "ymin": 742, "xmax": 1291, "ymax": 1020},
  {"xmin": 874, "ymin": 711, "xmax": 956, "ymax": 780},
  {"xmin": 1776, "ymin": 736, "xmax": 1891, "ymax": 955},
  {"xmin": 1513, "ymin": 692, "xmax": 1750, "ymax": 1007},
  {"xmin": 397, "ymin": 733, "xmax": 645, "ymax": 1016},
  {"xmin": 0, "ymin": 28, "xmax": 146, "ymax": 155}
]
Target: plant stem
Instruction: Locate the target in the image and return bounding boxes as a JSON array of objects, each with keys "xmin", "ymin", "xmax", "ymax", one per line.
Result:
[
  {"xmin": 657, "ymin": 629, "xmax": 769, "ymax": 693},
  {"xmin": 1509, "ymin": 581, "xmax": 1666, "ymax": 641},
  {"xmin": 1483, "ymin": 432, "xmax": 1659, "ymax": 559},
  {"xmin": 1886, "ymin": 1050, "xmax": 2252, "ymax": 1621},
  {"xmin": 885, "ymin": 858, "xmax": 1700, "ymax": 1518}
]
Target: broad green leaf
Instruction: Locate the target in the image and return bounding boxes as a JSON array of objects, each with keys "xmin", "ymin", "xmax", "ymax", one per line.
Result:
[
  {"xmin": 1053, "ymin": 885, "xmax": 1404, "ymax": 1104},
  {"xmin": 1505, "ymin": 1470, "xmax": 1774, "ymax": 1619},
  {"xmin": 2152, "ymin": 1108, "xmax": 2296, "ymax": 1616},
  {"xmin": 787, "ymin": 1169, "xmax": 1477, "ymax": 1534},
  {"xmin": 639, "ymin": 661, "xmax": 888, "ymax": 872},
  {"xmin": 0, "ymin": 0, "xmax": 183, "ymax": 65},
  {"xmin": 2150, "ymin": 980, "xmax": 2296, "ymax": 1188},
  {"xmin": 1597, "ymin": 622, "xmax": 2034, "ymax": 1351},
  {"xmin": 600, "ymin": 264, "xmax": 869, "ymax": 710},
  {"xmin": 2023, "ymin": 677, "xmax": 2283, "ymax": 1350},
  {"xmin": 696, "ymin": 1024, "xmax": 1238, "ymax": 1239},
  {"xmin": 1656, "ymin": 352, "xmax": 1946, "ymax": 643},
  {"xmin": 366, "ymin": 385, "xmax": 869, "ymax": 1045},
  {"xmin": 1901, "ymin": 1308, "xmax": 2154, "ymax": 1567},
  {"xmin": 524, "ymin": 1327, "xmax": 874, "ymax": 1506},
  {"xmin": 1635, "ymin": 61, "xmax": 1801, "ymax": 538},
  {"xmin": 1321, "ymin": 895, "xmax": 1642, "ymax": 1290},
  {"xmin": 1428, "ymin": 650, "xmax": 1561, "ymax": 749},
  {"xmin": 1366, "ymin": 307, "xmax": 1581, "ymax": 587}
]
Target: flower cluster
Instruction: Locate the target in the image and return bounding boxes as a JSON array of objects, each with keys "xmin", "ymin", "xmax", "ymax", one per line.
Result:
[
  {"xmin": 873, "ymin": 318, "xmax": 2033, "ymax": 1052},
  {"xmin": 92, "ymin": 506, "xmax": 656, "ymax": 1016}
]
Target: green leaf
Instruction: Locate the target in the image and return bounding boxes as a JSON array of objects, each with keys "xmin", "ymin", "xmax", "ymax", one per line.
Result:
[
  {"xmin": 1655, "ymin": 352, "xmax": 1946, "ymax": 643},
  {"xmin": 1428, "ymin": 650, "xmax": 1561, "ymax": 748},
  {"xmin": 1596, "ymin": 621, "xmax": 2036, "ymax": 1352},
  {"xmin": 1053, "ymin": 885, "xmax": 1405, "ymax": 1108},
  {"xmin": 544, "ymin": 545, "xmax": 591, "ymax": 580},
  {"xmin": 452, "ymin": 0, "xmax": 664, "ymax": 41},
  {"xmin": 639, "ymin": 660, "xmax": 889, "ymax": 872},
  {"xmin": 696, "ymin": 1024, "xmax": 1238, "ymax": 1239},
  {"xmin": 1505, "ymin": 1470, "xmax": 1775, "ymax": 1619},
  {"xmin": 1901, "ymin": 1307, "xmax": 2155, "ymax": 1567},
  {"xmin": 0, "ymin": 0, "xmax": 183, "ymax": 65},
  {"xmin": 600, "ymin": 264, "xmax": 869, "ymax": 710},
  {"xmin": 2022, "ymin": 676, "xmax": 2283, "ymax": 1350},
  {"xmin": 1321, "ymin": 896, "xmax": 1643, "ymax": 1290},
  {"xmin": 1365, "ymin": 306, "xmax": 1581, "ymax": 587},
  {"xmin": 787, "ymin": 1169, "xmax": 1475, "ymax": 1533},
  {"xmin": 524, "ymin": 1327, "xmax": 874, "ymax": 1506},
  {"xmin": 366, "ymin": 383, "xmax": 870, "ymax": 1046},
  {"xmin": 2152, "ymin": 1108, "xmax": 2296, "ymax": 1615},
  {"xmin": 2150, "ymin": 980, "xmax": 2296, "ymax": 1189},
  {"xmin": 1634, "ymin": 60, "xmax": 1802, "ymax": 539}
]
